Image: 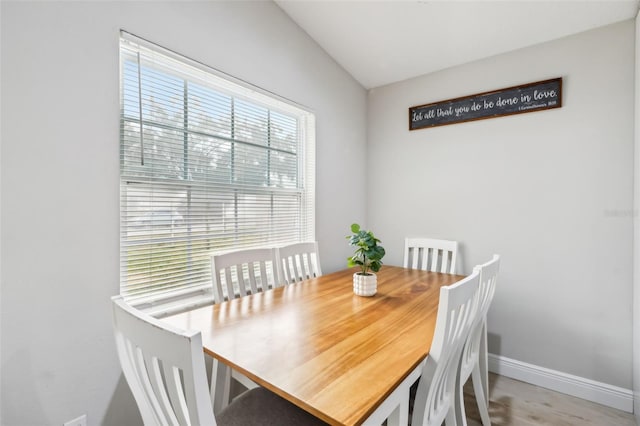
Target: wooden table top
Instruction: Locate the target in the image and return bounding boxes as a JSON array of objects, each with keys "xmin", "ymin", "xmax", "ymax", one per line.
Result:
[{"xmin": 162, "ymin": 266, "xmax": 465, "ymax": 425}]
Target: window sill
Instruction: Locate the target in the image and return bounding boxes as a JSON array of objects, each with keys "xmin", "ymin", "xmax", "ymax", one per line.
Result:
[{"xmin": 133, "ymin": 290, "xmax": 215, "ymax": 318}]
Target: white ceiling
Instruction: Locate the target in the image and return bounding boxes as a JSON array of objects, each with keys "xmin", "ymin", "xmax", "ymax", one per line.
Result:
[{"xmin": 275, "ymin": 0, "xmax": 640, "ymax": 89}]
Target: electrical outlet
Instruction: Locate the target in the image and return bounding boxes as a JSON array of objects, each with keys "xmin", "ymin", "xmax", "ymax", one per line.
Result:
[{"xmin": 64, "ymin": 414, "xmax": 87, "ymax": 426}]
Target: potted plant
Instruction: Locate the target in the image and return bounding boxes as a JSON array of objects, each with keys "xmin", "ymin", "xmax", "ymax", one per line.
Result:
[{"xmin": 346, "ymin": 223, "xmax": 386, "ymax": 296}]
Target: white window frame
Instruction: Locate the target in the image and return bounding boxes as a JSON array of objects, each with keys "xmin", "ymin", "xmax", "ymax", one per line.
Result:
[{"xmin": 119, "ymin": 32, "xmax": 315, "ymax": 316}]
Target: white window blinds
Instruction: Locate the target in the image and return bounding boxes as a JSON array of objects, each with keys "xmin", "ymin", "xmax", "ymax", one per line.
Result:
[{"xmin": 119, "ymin": 32, "xmax": 315, "ymax": 306}]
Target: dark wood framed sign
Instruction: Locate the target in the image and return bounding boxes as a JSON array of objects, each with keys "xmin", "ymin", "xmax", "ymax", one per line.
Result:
[{"xmin": 409, "ymin": 77, "xmax": 562, "ymax": 130}]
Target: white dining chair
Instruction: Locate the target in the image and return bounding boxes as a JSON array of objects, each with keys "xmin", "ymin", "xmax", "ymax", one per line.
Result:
[
  {"xmin": 111, "ymin": 296, "xmax": 327, "ymax": 426},
  {"xmin": 278, "ymin": 241, "xmax": 322, "ymax": 284},
  {"xmin": 455, "ymin": 255, "xmax": 500, "ymax": 426},
  {"xmin": 210, "ymin": 247, "xmax": 281, "ymax": 404},
  {"xmin": 211, "ymin": 247, "xmax": 281, "ymax": 304},
  {"xmin": 411, "ymin": 269, "xmax": 480, "ymax": 426},
  {"xmin": 404, "ymin": 237, "xmax": 459, "ymax": 274}
]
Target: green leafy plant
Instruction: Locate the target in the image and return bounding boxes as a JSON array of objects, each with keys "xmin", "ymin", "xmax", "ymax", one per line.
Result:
[{"xmin": 346, "ymin": 223, "xmax": 386, "ymax": 275}]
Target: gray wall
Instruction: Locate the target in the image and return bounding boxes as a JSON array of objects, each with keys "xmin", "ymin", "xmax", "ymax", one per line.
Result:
[
  {"xmin": 367, "ymin": 21, "xmax": 634, "ymax": 389},
  {"xmin": 0, "ymin": 1, "xmax": 366, "ymax": 424}
]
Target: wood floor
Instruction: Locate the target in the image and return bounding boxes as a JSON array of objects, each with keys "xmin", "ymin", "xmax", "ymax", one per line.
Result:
[{"xmin": 462, "ymin": 373, "xmax": 636, "ymax": 426}]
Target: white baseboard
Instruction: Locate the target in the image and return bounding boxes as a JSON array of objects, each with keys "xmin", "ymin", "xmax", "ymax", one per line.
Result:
[{"xmin": 488, "ymin": 353, "xmax": 633, "ymax": 413}]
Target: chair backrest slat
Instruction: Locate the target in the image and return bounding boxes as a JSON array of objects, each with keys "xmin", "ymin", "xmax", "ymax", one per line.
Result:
[
  {"xmin": 164, "ymin": 361, "xmax": 190, "ymax": 424},
  {"xmin": 143, "ymin": 351, "xmax": 179, "ymax": 424},
  {"xmin": 404, "ymin": 237, "xmax": 459, "ymax": 274},
  {"xmin": 129, "ymin": 342, "xmax": 168, "ymax": 424}
]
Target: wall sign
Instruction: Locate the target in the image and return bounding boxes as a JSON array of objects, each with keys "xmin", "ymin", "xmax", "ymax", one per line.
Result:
[{"xmin": 409, "ymin": 77, "xmax": 562, "ymax": 130}]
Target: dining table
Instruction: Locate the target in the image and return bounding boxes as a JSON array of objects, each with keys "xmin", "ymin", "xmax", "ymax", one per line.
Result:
[{"xmin": 161, "ymin": 265, "xmax": 465, "ymax": 425}]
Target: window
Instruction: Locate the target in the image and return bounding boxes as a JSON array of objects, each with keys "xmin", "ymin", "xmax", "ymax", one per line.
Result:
[{"xmin": 119, "ymin": 32, "xmax": 315, "ymax": 309}]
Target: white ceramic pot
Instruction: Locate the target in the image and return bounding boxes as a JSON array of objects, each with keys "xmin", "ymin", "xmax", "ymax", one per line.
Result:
[{"xmin": 353, "ymin": 272, "xmax": 377, "ymax": 296}]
